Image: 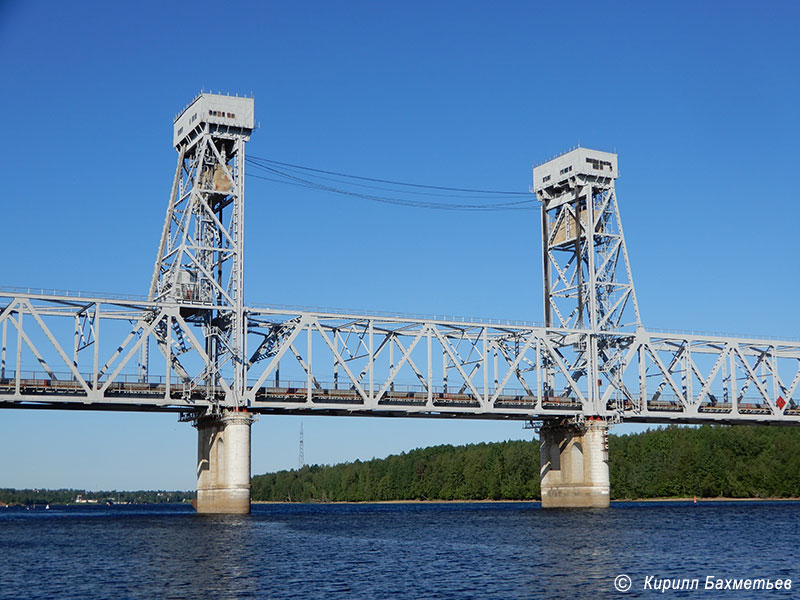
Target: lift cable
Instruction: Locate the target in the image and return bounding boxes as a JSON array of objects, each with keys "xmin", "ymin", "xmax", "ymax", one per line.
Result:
[
  {"xmin": 247, "ymin": 155, "xmax": 530, "ymax": 195},
  {"xmin": 245, "ymin": 156, "xmax": 537, "ymax": 211},
  {"xmin": 247, "ymin": 162, "xmax": 536, "ymax": 211},
  {"xmin": 248, "ymin": 156, "xmax": 523, "ymax": 200}
]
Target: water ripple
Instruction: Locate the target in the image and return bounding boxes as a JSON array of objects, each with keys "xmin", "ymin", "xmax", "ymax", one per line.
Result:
[{"xmin": 1, "ymin": 501, "xmax": 798, "ymax": 598}]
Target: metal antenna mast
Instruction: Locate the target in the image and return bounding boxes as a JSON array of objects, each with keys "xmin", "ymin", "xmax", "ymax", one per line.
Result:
[
  {"xmin": 299, "ymin": 423, "xmax": 305, "ymax": 469},
  {"xmin": 149, "ymin": 93, "xmax": 254, "ymax": 406}
]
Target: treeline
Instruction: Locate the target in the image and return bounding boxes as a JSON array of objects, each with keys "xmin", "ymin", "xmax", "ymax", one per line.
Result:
[
  {"xmin": 0, "ymin": 489, "xmax": 194, "ymax": 506},
  {"xmin": 610, "ymin": 425, "xmax": 800, "ymax": 499},
  {"xmin": 252, "ymin": 425, "xmax": 800, "ymax": 502},
  {"xmin": 253, "ymin": 440, "xmax": 540, "ymax": 502}
]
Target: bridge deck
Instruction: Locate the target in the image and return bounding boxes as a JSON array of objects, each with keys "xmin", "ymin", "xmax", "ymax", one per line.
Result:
[
  {"xmin": 2, "ymin": 377, "xmax": 797, "ymax": 426},
  {"xmin": 3, "ymin": 290, "xmax": 799, "ymax": 426}
]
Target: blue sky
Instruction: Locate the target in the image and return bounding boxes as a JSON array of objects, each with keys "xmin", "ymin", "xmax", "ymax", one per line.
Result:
[{"xmin": 1, "ymin": 0, "xmax": 798, "ymax": 490}]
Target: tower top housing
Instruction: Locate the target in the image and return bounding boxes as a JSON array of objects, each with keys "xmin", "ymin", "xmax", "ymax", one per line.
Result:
[
  {"xmin": 532, "ymin": 147, "xmax": 618, "ymax": 194},
  {"xmin": 173, "ymin": 92, "xmax": 255, "ymax": 149}
]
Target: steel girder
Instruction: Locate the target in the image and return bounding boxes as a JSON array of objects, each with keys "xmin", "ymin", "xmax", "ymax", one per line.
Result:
[{"xmin": 2, "ymin": 289, "xmax": 798, "ymax": 425}]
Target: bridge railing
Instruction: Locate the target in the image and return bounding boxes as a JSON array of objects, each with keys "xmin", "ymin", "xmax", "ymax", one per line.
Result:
[
  {"xmin": 0, "ymin": 370, "xmax": 184, "ymax": 386},
  {"xmin": 0, "ymin": 286, "xmax": 148, "ymax": 303}
]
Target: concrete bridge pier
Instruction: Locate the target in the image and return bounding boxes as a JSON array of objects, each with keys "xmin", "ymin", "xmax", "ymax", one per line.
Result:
[
  {"xmin": 539, "ymin": 418, "xmax": 610, "ymax": 508},
  {"xmin": 195, "ymin": 410, "xmax": 255, "ymax": 514}
]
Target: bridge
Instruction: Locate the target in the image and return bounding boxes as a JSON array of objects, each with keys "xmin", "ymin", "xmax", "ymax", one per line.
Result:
[{"xmin": 2, "ymin": 93, "xmax": 798, "ymax": 512}]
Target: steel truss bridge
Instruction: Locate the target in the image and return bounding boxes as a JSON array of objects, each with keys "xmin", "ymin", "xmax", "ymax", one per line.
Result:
[
  {"xmin": 2, "ymin": 288, "xmax": 798, "ymax": 425},
  {"xmin": 2, "ymin": 94, "xmax": 799, "ymax": 427}
]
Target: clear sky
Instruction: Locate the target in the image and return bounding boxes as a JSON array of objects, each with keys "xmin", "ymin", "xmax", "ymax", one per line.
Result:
[{"xmin": 1, "ymin": 0, "xmax": 798, "ymax": 491}]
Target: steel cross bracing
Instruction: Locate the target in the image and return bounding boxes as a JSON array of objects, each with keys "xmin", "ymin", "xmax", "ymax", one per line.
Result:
[
  {"xmin": 1, "ymin": 288, "xmax": 799, "ymax": 424},
  {"xmin": 540, "ymin": 177, "xmax": 640, "ymax": 332}
]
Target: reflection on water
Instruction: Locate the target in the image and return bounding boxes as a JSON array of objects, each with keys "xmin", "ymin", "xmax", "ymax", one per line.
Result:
[{"xmin": 1, "ymin": 501, "xmax": 798, "ymax": 598}]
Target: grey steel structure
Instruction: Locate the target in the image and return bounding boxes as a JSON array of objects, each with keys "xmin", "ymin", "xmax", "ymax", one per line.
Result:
[
  {"xmin": 150, "ymin": 93, "xmax": 253, "ymax": 407},
  {"xmin": 4, "ymin": 286, "xmax": 798, "ymax": 424},
  {"xmin": 1, "ymin": 93, "xmax": 799, "ymax": 509},
  {"xmin": 0, "ymin": 100, "xmax": 798, "ymax": 424}
]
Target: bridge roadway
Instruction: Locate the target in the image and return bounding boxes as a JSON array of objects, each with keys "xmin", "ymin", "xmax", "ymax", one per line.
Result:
[
  {"xmin": 2, "ymin": 376, "xmax": 797, "ymax": 425},
  {"xmin": 2, "ymin": 289, "xmax": 799, "ymax": 426}
]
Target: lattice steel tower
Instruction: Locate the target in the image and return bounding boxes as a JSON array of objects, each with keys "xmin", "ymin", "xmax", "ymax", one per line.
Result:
[
  {"xmin": 150, "ymin": 93, "xmax": 254, "ymax": 405},
  {"xmin": 299, "ymin": 423, "xmax": 305, "ymax": 469},
  {"xmin": 533, "ymin": 147, "xmax": 640, "ymax": 414}
]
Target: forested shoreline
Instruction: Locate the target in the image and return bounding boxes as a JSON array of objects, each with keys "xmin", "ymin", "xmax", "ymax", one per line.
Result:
[
  {"xmin": 252, "ymin": 425, "xmax": 800, "ymax": 502},
  {"xmin": 6, "ymin": 426, "xmax": 800, "ymax": 506},
  {"xmin": 0, "ymin": 489, "xmax": 193, "ymax": 506}
]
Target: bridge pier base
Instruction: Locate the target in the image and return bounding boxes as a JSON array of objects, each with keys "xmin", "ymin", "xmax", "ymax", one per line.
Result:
[
  {"xmin": 195, "ymin": 410, "xmax": 255, "ymax": 514},
  {"xmin": 539, "ymin": 418, "xmax": 609, "ymax": 508}
]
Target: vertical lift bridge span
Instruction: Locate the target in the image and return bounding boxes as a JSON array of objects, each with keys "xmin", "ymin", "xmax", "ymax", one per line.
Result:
[{"xmin": 2, "ymin": 93, "xmax": 798, "ymax": 511}]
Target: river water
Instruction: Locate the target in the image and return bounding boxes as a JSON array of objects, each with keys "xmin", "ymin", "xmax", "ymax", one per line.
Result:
[{"xmin": 1, "ymin": 501, "xmax": 797, "ymax": 598}]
